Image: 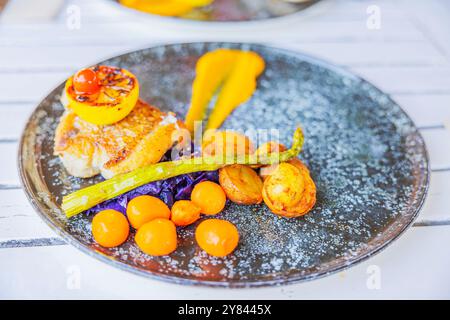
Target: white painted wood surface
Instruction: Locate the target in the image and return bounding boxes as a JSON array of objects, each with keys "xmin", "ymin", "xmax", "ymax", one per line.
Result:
[{"xmin": 0, "ymin": 0, "xmax": 450, "ymax": 299}]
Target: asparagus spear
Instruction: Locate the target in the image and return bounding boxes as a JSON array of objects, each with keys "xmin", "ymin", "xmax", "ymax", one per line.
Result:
[{"xmin": 62, "ymin": 127, "xmax": 304, "ymax": 218}]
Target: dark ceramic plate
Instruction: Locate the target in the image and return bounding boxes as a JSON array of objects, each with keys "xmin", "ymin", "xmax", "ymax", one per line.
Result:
[
  {"xmin": 111, "ymin": 0, "xmax": 321, "ymax": 22},
  {"xmin": 19, "ymin": 43, "xmax": 429, "ymax": 287}
]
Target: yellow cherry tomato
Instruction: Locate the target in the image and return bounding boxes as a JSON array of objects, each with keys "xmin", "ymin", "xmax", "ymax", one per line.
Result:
[
  {"xmin": 191, "ymin": 181, "xmax": 226, "ymax": 215},
  {"xmin": 195, "ymin": 219, "xmax": 239, "ymax": 257},
  {"xmin": 135, "ymin": 218, "xmax": 177, "ymax": 256},
  {"xmin": 126, "ymin": 195, "xmax": 171, "ymax": 229},
  {"xmin": 92, "ymin": 209, "xmax": 129, "ymax": 248},
  {"xmin": 171, "ymin": 200, "xmax": 201, "ymax": 226}
]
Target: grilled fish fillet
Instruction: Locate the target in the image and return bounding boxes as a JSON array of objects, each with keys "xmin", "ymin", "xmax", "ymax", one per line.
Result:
[{"xmin": 54, "ymin": 99, "xmax": 184, "ymax": 179}]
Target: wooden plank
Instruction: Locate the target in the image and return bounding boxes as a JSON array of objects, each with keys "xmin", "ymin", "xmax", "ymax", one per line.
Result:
[
  {"xmin": 1, "ymin": 64, "xmax": 450, "ymax": 105},
  {"xmin": 279, "ymin": 41, "xmax": 448, "ymax": 67},
  {"xmin": 0, "ymin": 142, "xmax": 18, "ymax": 185},
  {"xmin": 392, "ymin": 94, "xmax": 450, "ymax": 128},
  {"xmin": 0, "ymin": 40, "xmax": 445, "ymax": 74},
  {"xmin": 0, "ymin": 65, "xmax": 448, "ymax": 102},
  {"xmin": 0, "ymin": 15, "xmax": 425, "ymax": 48},
  {"xmin": 1, "ymin": 225, "xmax": 450, "ymax": 298},
  {"xmin": 419, "ymin": 170, "xmax": 450, "ymax": 224},
  {"xmin": 0, "ymin": 46, "xmax": 133, "ymax": 72},
  {"xmin": 0, "ymin": 126, "xmax": 447, "ymax": 186},
  {"xmin": 0, "ymin": 167, "xmax": 447, "ymax": 244},
  {"xmin": 0, "ymin": 72, "xmax": 69, "ymax": 103},
  {"xmin": 0, "ymin": 93, "xmax": 448, "ymax": 141},
  {"xmin": 400, "ymin": 0, "xmax": 450, "ymax": 60},
  {"xmin": 0, "ymin": 189, "xmax": 57, "ymax": 241},
  {"xmin": 421, "ymin": 129, "xmax": 450, "ymax": 171},
  {"xmin": 351, "ymin": 66, "xmax": 450, "ymax": 94},
  {"xmin": 0, "ymin": 103, "xmax": 34, "ymax": 140}
]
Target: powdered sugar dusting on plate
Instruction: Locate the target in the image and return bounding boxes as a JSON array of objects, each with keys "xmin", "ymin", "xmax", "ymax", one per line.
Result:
[{"xmin": 19, "ymin": 43, "xmax": 428, "ymax": 287}]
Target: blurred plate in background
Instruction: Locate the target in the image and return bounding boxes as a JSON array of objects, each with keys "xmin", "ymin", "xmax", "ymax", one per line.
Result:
[{"xmin": 110, "ymin": 0, "xmax": 321, "ymax": 22}]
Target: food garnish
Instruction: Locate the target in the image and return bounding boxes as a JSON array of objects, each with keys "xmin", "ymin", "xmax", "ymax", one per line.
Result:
[
  {"xmin": 191, "ymin": 181, "xmax": 226, "ymax": 215},
  {"xmin": 91, "ymin": 209, "xmax": 130, "ymax": 248},
  {"xmin": 73, "ymin": 68, "xmax": 100, "ymax": 95},
  {"xmin": 195, "ymin": 219, "xmax": 239, "ymax": 257},
  {"xmin": 219, "ymin": 164, "xmax": 263, "ymax": 205},
  {"xmin": 135, "ymin": 218, "xmax": 177, "ymax": 256},
  {"xmin": 262, "ymin": 162, "xmax": 316, "ymax": 218},
  {"xmin": 126, "ymin": 195, "xmax": 171, "ymax": 229},
  {"xmin": 64, "ymin": 66, "xmax": 139, "ymax": 125},
  {"xmin": 170, "ymin": 200, "xmax": 201, "ymax": 226},
  {"xmin": 62, "ymin": 127, "xmax": 304, "ymax": 218},
  {"xmin": 185, "ymin": 49, "xmax": 265, "ymax": 133},
  {"xmin": 119, "ymin": 0, "xmax": 213, "ymax": 17}
]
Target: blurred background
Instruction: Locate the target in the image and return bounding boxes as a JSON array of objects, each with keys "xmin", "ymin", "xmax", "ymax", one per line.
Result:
[{"xmin": 1, "ymin": 0, "xmax": 450, "ymax": 299}]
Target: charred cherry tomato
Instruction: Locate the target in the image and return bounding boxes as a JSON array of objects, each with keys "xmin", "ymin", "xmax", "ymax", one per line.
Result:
[
  {"xmin": 73, "ymin": 68, "xmax": 100, "ymax": 95},
  {"xmin": 64, "ymin": 66, "xmax": 139, "ymax": 125}
]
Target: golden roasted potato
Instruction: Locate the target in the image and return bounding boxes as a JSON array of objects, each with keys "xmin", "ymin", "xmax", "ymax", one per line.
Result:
[
  {"xmin": 202, "ymin": 131, "xmax": 254, "ymax": 159},
  {"xmin": 262, "ymin": 162, "xmax": 316, "ymax": 218},
  {"xmin": 219, "ymin": 164, "xmax": 263, "ymax": 205}
]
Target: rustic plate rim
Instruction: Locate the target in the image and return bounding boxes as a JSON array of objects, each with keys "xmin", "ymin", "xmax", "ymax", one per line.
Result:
[{"xmin": 18, "ymin": 42, "xmax": 430, "ymax": 288}]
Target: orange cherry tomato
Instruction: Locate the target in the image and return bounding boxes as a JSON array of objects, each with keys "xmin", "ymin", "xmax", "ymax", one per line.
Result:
[
  {"xmin": 126, "ymin": 195, "xmax": 171, "ymax": 229},
  {"xmin": 171, "ymin": 200, "xmax": 201, "ymax": 226},
  {"xmin": 191, "ymin": 181, "xmax": 226, "ymax": 215},
  {"xmin": 73, "ymin": 68, "xmax": 100, "ymax": 95},
  {"xmin": 135, "ymin": 218, "xmax": 177, "ymax": 256},
  {"xmin": 195, "ymin": 219, "xmax": 239, "ymax": 257},
  {"xmin": 92, "ymin": 209, "xmax": 129, "ymax": 248}
]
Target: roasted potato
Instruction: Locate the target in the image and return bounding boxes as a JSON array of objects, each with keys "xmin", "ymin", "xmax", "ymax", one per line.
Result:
[
  {"xmin": 202, "ymin": 131, "xmax": 254, "ymax": 159},
  {"xmin": 262, "ymin": 162, "xmax": 316, "ymax": 218},
  {"xmin": 219, "ymin": 164, "xmax": 263, "ymax": 205}
]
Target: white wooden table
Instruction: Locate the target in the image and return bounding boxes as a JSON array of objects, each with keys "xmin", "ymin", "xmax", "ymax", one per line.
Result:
[{"xmin": 1, "ymin": 0, "xmax": 450, "ymax": 299}]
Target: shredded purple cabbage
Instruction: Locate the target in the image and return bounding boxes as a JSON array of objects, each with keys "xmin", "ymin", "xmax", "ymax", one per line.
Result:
[{"xmin": 85, "ymin": 147, "xmax": 218, "ymax": 215}]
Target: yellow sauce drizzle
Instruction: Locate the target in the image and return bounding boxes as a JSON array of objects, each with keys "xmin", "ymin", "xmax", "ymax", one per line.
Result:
[{"xmin": 185, "ymin": 48, "xmax": 265, "ymax": 133}]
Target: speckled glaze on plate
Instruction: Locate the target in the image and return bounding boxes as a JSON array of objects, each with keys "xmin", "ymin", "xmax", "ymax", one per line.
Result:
[
  {"xmin": 111, "ymin": 0, "xmax": 321, "ymax": 22},
  {"xmin": 19, "ymin": 43, "xmax": 429, "ymax": 287}
]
